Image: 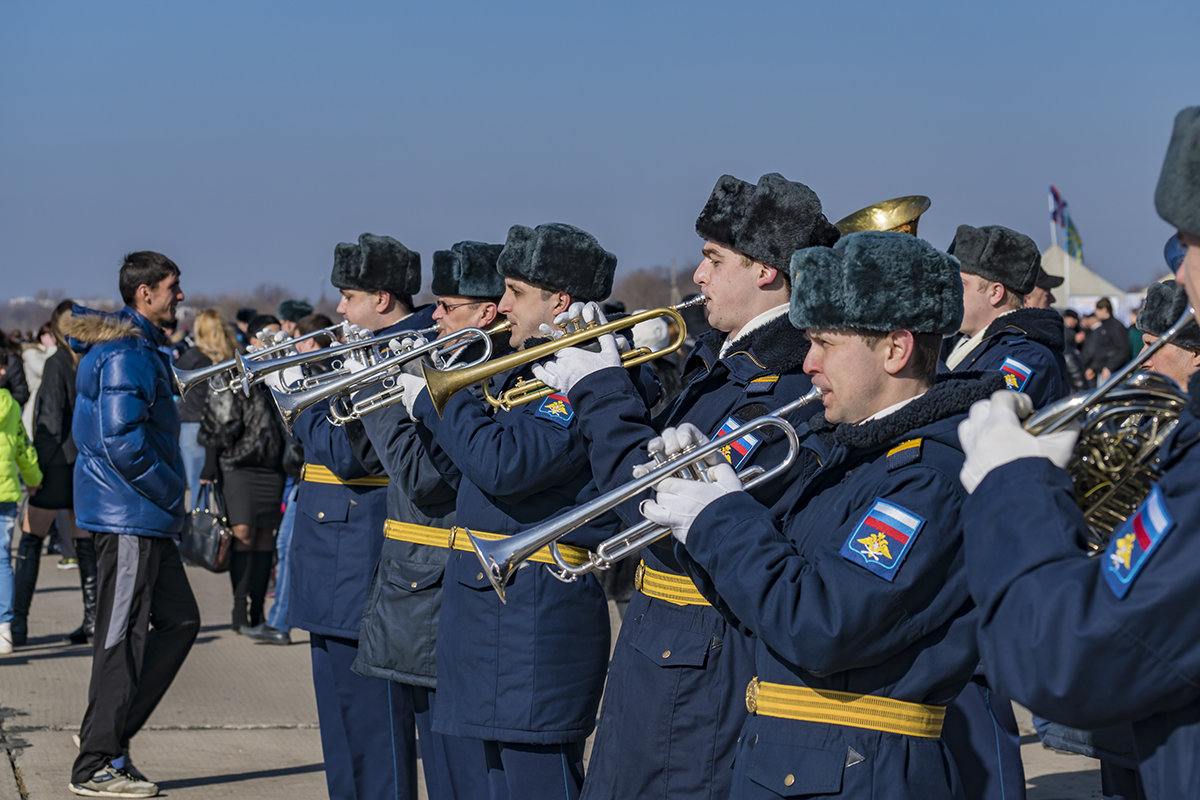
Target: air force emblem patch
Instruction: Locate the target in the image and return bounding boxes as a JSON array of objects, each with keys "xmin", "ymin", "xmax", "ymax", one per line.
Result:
[
  {"xmin": 1000, "ymin": 357, "xmax": 1034, "ymax": 392},
  {"xmin": 535, "ymin": 393, "xmax": 575, "ymax": 427},
  {"xmin": 1103, "ymin": 485, "xmax": 1173, "ymax": 598},
  {"xmin": 840, "ymin": 498, "xmax": 926, "ymax": 581},
  {"xmin": 712, "ymin": 415, "xmax": 762, "ymax": 469}
]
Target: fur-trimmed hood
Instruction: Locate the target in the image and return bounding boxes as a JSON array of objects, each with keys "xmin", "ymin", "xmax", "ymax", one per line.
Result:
[
  {"xmin": 58, "ymin": 306, "xmax": 165, "ymax": 354},
  {"xmin": 809, "ymin": 371, "xmax": 1005, "ymax": 453},
  {"xmin": 980, "ymin": 308, "xmax": 1065, "ymax": 352}
]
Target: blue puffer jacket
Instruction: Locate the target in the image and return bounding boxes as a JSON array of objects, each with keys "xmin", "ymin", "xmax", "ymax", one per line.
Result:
[{"xmin": 64, "ymin": 306, "xmax": 186, "ymax": 537}]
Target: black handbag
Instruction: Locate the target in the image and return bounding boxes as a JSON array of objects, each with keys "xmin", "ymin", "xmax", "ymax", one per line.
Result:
[{"xmin": 181, "ymin": 483, "xmax": 233, "ymax": 573}]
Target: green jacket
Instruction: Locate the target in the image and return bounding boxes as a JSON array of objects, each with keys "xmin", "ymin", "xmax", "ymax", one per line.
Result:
[{"xmin": 0, "ymin": 388, "xmax": 41, "ymax": 503}]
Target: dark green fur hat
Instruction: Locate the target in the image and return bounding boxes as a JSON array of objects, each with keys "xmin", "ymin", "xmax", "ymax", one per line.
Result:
[
  {"xmin": 431, "ymin": 241, "xmax": 505, "ymax": 299},
  {"xmin": 496, "ymin": 223, "xmax": 616, "ymax": 301},
  {"xmin": 330, "ymin": 233, "xmax": 421, "ymax": 297},
  {"xmin": 277, "ymin": 299, "xmax": 313, "ymax": 322},
  {"xmin": 789, "ymin": 231, "xmax": 963, "ymax": 334},
  {"xmin": 1156, "ymin": 106, "xmax": 1200, "ymax": 239},
  {"xmin": 695, "ymin": 173, "xmax": 840, "ymax": 271},
  {"xmin": 1137, "ymin": 280, "xmax": 1200, "ymax": 350},
  {"xmin": 948, "ymin": 224, "xmax": 1040, "ymax": 295}
]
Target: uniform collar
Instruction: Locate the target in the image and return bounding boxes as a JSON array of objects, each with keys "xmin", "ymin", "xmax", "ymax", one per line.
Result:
[{"xmin": 719, "ymin": 304, "xmax": 789, "ymax": 359}]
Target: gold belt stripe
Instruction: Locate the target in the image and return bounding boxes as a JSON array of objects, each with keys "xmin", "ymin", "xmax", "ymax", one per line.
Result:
[
  {"xmin": 745, "ymin": 678, "xmax": 945, "ymax": 739},
  {"xmin": 635, "ymin": 561, "xmax": 711, "ymax": 606},
  {"xmin": 421, "ymin": 525, "xmax": 592, "ymax": 568},
  {"xmin": 301, "ymin": 464, "xmax": 389, "ymax": 487}
]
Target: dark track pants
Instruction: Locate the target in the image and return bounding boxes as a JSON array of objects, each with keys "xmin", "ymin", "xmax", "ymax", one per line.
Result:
[
  {"xmin": 310, "ymin": 632, "xmax": 419, "ymax": 800},
  {"xmin": 72, "ymin": 533, "xmax": 200, "ymax": 784}
]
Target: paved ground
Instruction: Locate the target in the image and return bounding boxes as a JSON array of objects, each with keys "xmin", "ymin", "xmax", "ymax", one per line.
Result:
[{"xmin": 2, "ymin": 549, "xmax": 1106, "ymax": 798}]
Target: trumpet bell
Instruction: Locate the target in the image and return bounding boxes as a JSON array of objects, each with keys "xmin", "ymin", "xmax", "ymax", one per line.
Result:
[{"xmin": 835, "ymin": 196, "xmax": 931, "ymax": 237}]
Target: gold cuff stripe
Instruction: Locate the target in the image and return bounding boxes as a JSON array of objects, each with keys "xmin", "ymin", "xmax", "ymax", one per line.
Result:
[
  {"xmin": 301, "ymin": 464, "xmax": 389, "ymax": 487},
  {"xmin": 745, "ymin": 678, "xmax": 945, "ymax": 739},
  {"xmin": 635, "ymin": 561, "xmax": 711, "ymax": 606}
]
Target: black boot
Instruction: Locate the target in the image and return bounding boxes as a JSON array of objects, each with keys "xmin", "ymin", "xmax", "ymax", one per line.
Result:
[
  {"xmin": 246, "ymin": 550, "xmax": 274, "ymax": 629},
  {"xmin": 66, "ymin": 537, "xmax": 98, "ymax": 645},
  {"xmin": 11, "ymin": 532, "xmax": 44, "ymax": 646},
  {"xmin": 230, "ymin": 550, "xmax": 253, "ymax": 632}
]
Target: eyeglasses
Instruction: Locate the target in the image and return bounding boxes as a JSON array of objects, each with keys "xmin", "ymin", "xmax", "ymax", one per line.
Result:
[{"xmin": 435, "ymin": 299, "xmax": 484, "ymax": 314}]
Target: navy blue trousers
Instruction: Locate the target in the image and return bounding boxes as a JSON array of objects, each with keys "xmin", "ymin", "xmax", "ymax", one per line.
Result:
[
  {"xmin": 944, "ymin": 676, "xmax": 1027, "ymax": 800},
  {"xmin": 310, "ymin": 633, "xmax": 416, "ymax": 800}
]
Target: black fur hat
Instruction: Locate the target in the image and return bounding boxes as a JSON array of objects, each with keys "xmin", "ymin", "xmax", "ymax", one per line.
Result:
[
  {"xmin": 789, "ymin": 231, "xmax": 963, "ymax": 334},
  {"xmin": 496, "ymin": 223, "xmax": 616, "ymax": 301},
  {"xmin": 330, "ymin": 233, "xmax": 421, "ymax": 297},
  {"xmin": 948, "ymin": 224, "xmax": 1040, "ymax": 295},
  {"xmin": 277, "ymin": 299, "xmax": 313, "ymax": 322},
  {"xmin": 1137, "ymin": 280, "xmax": 1200, "ymax": 350},
  {"xmin": 1156, "ymin": 106, "xmax": 1200, "ymax": 238},
  {"xmin": 235, "ymin": 306, "xmax": 258, "ymax": 324},
  {"xmin": 695, "ymin": 173, "xmax": 840, "ymax": 271},
  {"xmin": 431, "ymin": 241, "xmax": 506, "ymax": 299}
]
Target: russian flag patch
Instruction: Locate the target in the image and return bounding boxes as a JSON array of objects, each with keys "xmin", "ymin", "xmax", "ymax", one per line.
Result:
[
  {"xmin": 840, "ymin": 498, "xmax": 926, "ymax": 581},
  {"xmin": 535, "ymin": 393, "xmax": 575, "ymax": 427},
  {"xmin": 1000, "ymin": 357, "xmax": 1034, "ymax": 392},
  {"xmin": 1103, "ymin": 485, "xmax": 1174, "ymax": 599},
  {"xmin": 711, "ymin": 415, "xmax": 762, "ymax": 469}
]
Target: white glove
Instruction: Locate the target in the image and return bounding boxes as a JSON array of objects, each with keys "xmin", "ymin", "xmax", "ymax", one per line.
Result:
[
  {"xmin": 958, "ymin": 390, "xmax": 1079, "ymax": 493},
  {"xmin": 641, "ymin": 462, "xmax": 744, "ymax": 545},
  {"xmin": 397, "ymin": 372, "xmax": 428, "ymax": 419},
  {"xmin": 632, "ymin": 422, "xmax": 710, "ymax": 478}
]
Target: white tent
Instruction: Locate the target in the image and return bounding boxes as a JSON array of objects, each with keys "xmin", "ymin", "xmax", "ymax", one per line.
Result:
[{"xmin": 1041, "ymin": 245, "xmax": 1139, "ymax": 319}]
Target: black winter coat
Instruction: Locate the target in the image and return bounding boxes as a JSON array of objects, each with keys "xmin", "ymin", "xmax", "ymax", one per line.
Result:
[{"xmin": 198, "ymin": 384, "xmax": 284, "ymax": 477}]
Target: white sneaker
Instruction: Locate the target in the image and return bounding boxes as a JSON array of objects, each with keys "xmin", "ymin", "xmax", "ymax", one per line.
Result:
[{"xmin": 0, "ymin": 622, "xmax": 13, "ymax": 655}]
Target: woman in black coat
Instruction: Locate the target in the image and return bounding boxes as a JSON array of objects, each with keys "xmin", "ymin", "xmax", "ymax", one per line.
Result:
[{"xmin": 198, "ymin": 315, "xmax": 286, "ymax": 634}]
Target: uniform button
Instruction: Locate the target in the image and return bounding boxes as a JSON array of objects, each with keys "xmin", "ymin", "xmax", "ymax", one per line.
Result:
[
  {"xmin": 476, "ymin": 573, "xmax": 485, "ymax": 581},
  {"xmin": 410, "ymin": 581, "xmax": 418, "ymax": 588},
  {"xmin": 317, "ymin": 511, "xmax": 325, "ymax": 519},
  {"xmin": 661, "ymin": 650, "xmax": 671, "ymax": 659},
  {"xmin": 784, "ymin": 774, "xmax": 795, "ymax": 787}
]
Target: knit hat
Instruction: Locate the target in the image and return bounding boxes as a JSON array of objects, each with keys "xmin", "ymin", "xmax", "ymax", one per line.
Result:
[{"xmin": 789, "ymin": 231, "xmax": 962, "ymax": 334}]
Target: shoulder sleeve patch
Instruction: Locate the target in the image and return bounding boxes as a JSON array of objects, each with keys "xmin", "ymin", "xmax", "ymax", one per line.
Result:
[
  {"xmin": 534, "ymin": 393, "xmax": 575, "ymax": 427},
  {"xmin": 840, "ymin": 498, "xmax": 926, "ymax": 581},
  {"xmin": 1000, "ymin": 357, "xmax": 1034, "ymax": 392},
  {"xmin": 1103, "ymin": 485, "xmax": 1174, "ymax": 598},
  {"xmin": 885, "ymin": 438, "xmax": 923, "ymax": 470},
  {"xmin": 711, "ymin": 415, "xmax": 763, "ymax": 469}
]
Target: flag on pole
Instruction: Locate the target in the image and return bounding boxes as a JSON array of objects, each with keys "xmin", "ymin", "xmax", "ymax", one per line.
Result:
[
  {"xmin": 1049, "ymin": 185, "xmax": 1068, "ymax": 228},
  {"xmin": 1065, "ymin": 215, "xmax": 1084, "ymax": 262}
]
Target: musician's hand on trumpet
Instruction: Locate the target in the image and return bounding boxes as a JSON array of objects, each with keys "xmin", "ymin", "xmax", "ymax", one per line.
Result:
[
  {"xmin": 531, "ymin": 302, "xmax": 624, "ymax": 394},
  {"xmin": 639, "ymin": 426, "xmax": 743, "ymax": 544},
  {"xmin": 958, "ymin": 390, "xmax": 1080, "ymax": 494}
]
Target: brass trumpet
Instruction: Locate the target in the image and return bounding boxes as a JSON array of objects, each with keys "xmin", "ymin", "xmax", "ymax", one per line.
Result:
[
  {"xmin": 423, "ymin": 296, "xmax": 705, "ymax": 416},
  {"xmin": 468, "ymin": 386, "xmax": 823, "ymax": 602},
  {"xmin": 1023, "ymin": 306, "xmax": 1194, "ymax": 550}
]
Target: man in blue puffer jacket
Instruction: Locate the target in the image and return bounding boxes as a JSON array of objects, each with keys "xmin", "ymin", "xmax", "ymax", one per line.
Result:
[{"xmin": 62, "ymin": 251, "xmax": 200, "ymax": 799}]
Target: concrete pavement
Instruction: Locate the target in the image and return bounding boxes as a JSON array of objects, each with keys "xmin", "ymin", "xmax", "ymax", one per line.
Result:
[{"xmin": 2, "ymin": 549, "xmax": 1107, "ymax": 798}]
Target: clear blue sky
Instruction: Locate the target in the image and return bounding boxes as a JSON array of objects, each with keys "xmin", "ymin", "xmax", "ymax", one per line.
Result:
[{"xmin": 3, "ymin": 0, "xmax": 1196, "ymax": 304}]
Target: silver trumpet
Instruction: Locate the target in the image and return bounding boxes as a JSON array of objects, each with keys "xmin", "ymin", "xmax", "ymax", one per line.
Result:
[
  {"xmin": 469, "ymin": 386, "xmax": 824, "ymax": 602},
  {"xmin": 236, "ymin": 324, "xmax": 438, "ymax": 396},
  {"xmin": 171, "ymin": 321, "xmax": 356, "ymax": 397},
  {"xmin": 271, "ymin": 325, "xmax": 495, "ymax": 432}
]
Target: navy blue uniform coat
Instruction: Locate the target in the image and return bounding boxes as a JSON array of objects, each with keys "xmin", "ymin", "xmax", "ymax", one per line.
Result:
[
  {"xmin": 564, "ymin": 312, "xmax": 818, "ymax": 800},
  {"xmin": 679, "ymin": 374, "xmax": 999, "ymax": 799},
  {"xmin": 950, "ymin": 307, "xmax": 1068, "ymax": 409},
  {"xmin": 963, "ymin": 373, "xmax": 1200, "ymax": 799},
  {"xmin": 409, "ymin": 356, "xmax": 657, "ymax": 745}
]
